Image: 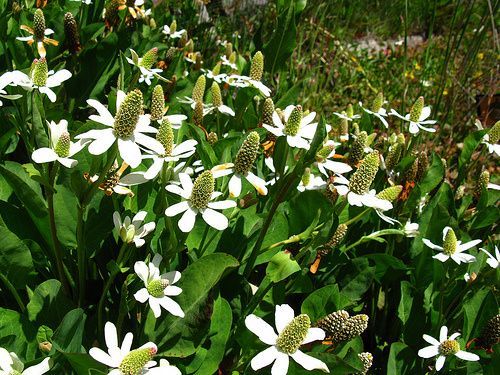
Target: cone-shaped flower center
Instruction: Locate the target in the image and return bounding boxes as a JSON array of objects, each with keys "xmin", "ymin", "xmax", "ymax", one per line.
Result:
[
  {"xmin": 409, "ymin": 96, "xmax": 424, "ymax": 122},
  {"xmin": 212, "ymin": 62, "xmax": 221, "ymax": 75},
  {"xmin": 275, "ymin": 314, "xmax": 311, "ymax": 354},
  {"xmin": 193, "ymin": 100, "xmax": 204, "ymax": 127},
  {"xmin": 439, "ymin": 339, "xmax": 460, "ymax": 356},
  {"xmin": 64, "ymin": 12, "xmax": 81, "ymax": 54},
  {"xmin": 119, "ymin": 224, "xmax": 135, "ymax": 243},
  {"xmin": 31, "ymin": 58, "xmax": 48, "ymax": 87},
  {"xmin": 119, "ymin": 347, "xmax": 157, "ymax": 375},
  {"xmin": 376, "ymin": 185, "xmax": 402, "ymax": 202},
  {"xmin": 250, "ymin": 51, "xmax": 264, "ymax": 81},
  {"xmin": 371, "ymin": 92, "xmax": 384, "ymax": 113},
  {"xmin": 229, "ymin": 51, "xmax": 237, "ymax": 65},
  {"xmin": 170, "ymin": 20, "xmax": 177, "ymax": 33},
  {"xmin": 207, "ymin": 132, "xmax": 218, "ymax": 144},
  {"xmin": 114, "ymin": 90, "xmax": 143, "ymax": 138},
  {"xmin": 225, "ymin": 42, "xmax": 233, "ymax": 57},
  {"xmin": 488, "ymin": 121, "xmax": 500, "ymax": 144},
  {"xmin": 139, "ymin": 48, "xmax": 158, "ymax": 69},
  {"xmin": 443, "ymin": 228, "xmax": 457, "ymax": 256},
  {"xmin": 326, "ymin": 224, "xmax": 348, "ymax": 248},
  {"xmin": 346, "ymin": 103, "xmax": 354, "ymax": 118},
  {"xmin": 316, "ymin": 144, "xmax": 334, "ymax": 163},
  {"xmin": 150, "ymin": 85, "xmax": 165, "ymax": 121},
  {"xmin": 147, "ymin": 279, "xmax": 169, "ymax": 298},
  {"xmin": 349, "ymin": 131, "xmax": 368, "ymax": 164},
  {"xmin": 284, "ymin": 105, "xmax": 302, "ymax": 136},
  {"xmin": 156, "ymin": 119, "xmax": 174, "ymax": 156},
  {"xmin": 33, "ymin": 8, "xmax": 46, "ymax": 41},
  {"xmin": 301, "ymin": 167, "xmax": 311, "ymax": 187},
  {"xmin": 54, "ymin": 132, "xmax": 71, "ymax": 157},
  {"xmin": 262, "ymin": 98, "xmax": 274, "ymax": 125},
  {"xmin": 348, "ymin": 150, "xmax": 380, "ymax": 195},
  {"xmin": 192, "ymin": 75, "xmax": 206, "ymax": 102},
  {"xmin": 339, "ymin": 114, "xmax": 348, "ymax": 136},
  {"xmin": 234, "ymin": 131, "xmax": 260, "ymax": 175},
  {"xmin": 190, "ymin": 171, "xmax": 214, "ymax": 210},
  {"xmin": 211, "ymin": 82, "xmax": 223, "ymax": 108}
]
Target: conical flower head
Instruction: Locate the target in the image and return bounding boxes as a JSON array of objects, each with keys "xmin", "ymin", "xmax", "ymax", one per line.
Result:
[
  {"xmin": 488, "ymin": 121, "xmax": 500, "ymax": 144},
  {"xmin": 405, "ymin": 157, "xmax": 419, "ymax": 182},
  {"xmin": 156, "ymin": 119, "xmax": 174, "ymax": 156},
  {"xmin": 284, "ymin": 105, "xmax": 303, "ymax": 136},
  {"xmin": 211, "ymin": 81, "xmax": 222, "ymax": 108},
  {"xmin": 443, "ymin": 228, "xmax": 457, "ymax": 256},
  {"xmin": 234, "ymin": 131, "xmax": 260, "ymax": 175},
  {"xmin": 250, "ymin": 51, "xmax": 264, "ymax": 81},
  {"xmin": 474, "ymin": 170, "xmax": 490, "ymax": 198},
  {"xmin": 113, "ymin": 89, "xmax": 143, "ymax": 138},
  {"xmin": 357, "ymin": 352, "xmax": 373, "ymax": 375},
  {"xmin": 193, "ymin": 100, "xmax": 203, "ymax": 127},
  {"xmin": 169, "ymin": 19, "xmax": 177, "ymax": 33},
  {"xmin": 385, "ymin": 141, "xmax": 403, "ymax": 171},
  {"xmin": 326, "ymin": 224, "xmax": 348, "ymax": 248},
  {"xmin": 261, "ymin": 98, "xmax": 274, "ymax": 125},
  {"xmin": 371, "ymin": 92, "xmax": 384, "ymax": 113},
  {"xmin": 119, "ymin": 347, "xmax": 157, "ymax": 375},
  {"xmin": 228, "ymin": 51, "xmax": 237, "ymax": 65},
  {"xmin": 416, "ymin": 151, "xmax": 428, "ymax": 181},
  {"xmin": 409, "ymin": 96, "xmax": 424, "ymax": 122},
  {"xmin": 207, "ymin": 131, "xmax": 218, "ymax": 144},
  {"xmin": 64, "ymin": 12, "xmax": 81, "ymax": 54},
  {"xmin": 150, "ymin": 85, "xmax": 165, "ymax": 121},
  {"xmin": 34, "ymin": 8, "xmax": 46, "ymax": 41},
  {"xmin": 212, "ymin": 61, "xmax": 221, "ymax": 75},
  {"xmin": 225, "ymin": 42, "xmax": 233, "ymax": 58},
  {"xmin": 439, "ymin": 339, "xmax": 460, "ymax": 356},
  {"xmin": 140, "ymin": 48, "xmax": 158, "ymax": 69},
  {"xmin": 316, "ymin": 144, "xmax": 335, "ymax": 162},
  {"xmin": 192, "ymin": 75, "xmax": 206, "ymax": 102},
  {"xmin": 275, "ymin": 314, "xmax": 311, "ymax": 354},
  {"xmin": 147, "ymin": 279, "xmax": 169, "ymax": 298},
  {"xmin": 31, "ymin": 58, "xmax": 48, "ymax": 87},
  {"xmin": 301, "ymin": 167, "xmax": 311, "ymax": 186},
  {"xmin": 165, "ymin": 47, "xmax": 177, "ymax": 63},
  {"xmin": 376, "ymin": 185, "xmax": 403, "ymax": 202},
  {"xmin": 317, "ymin": 310, "xmax": 349, "ymax": 337},
  {"xmin": 346, "ymin": 103, "xmax": 354, "ymax": 118},
  {"xmin": 104, "ymin": 0, "xmax": 121, "ymax": 27},
  {"xmin": 348, "ymin": 150, "xmax": 380, "ymax": 195},
  {"xmin": 339, "ymin": 115, "xmax": 349, "ymax": 139},
  {"xmin": 349, "ymin": 131, "xmax": 368, "ymax": 165},
  {"xmin": 477, "ymin": 314, "xmax": 500, "ymax": 349},
  {"xmin": 190, "ymin": 171, "xmax": 214, "ymax": 209},
  {"xmin": 330, "ymin": 314, "xmax": 369, "ymax": 342},
  {"xmin": 55, "ymin": 132, "xmax": 71, "ymax": 157}
]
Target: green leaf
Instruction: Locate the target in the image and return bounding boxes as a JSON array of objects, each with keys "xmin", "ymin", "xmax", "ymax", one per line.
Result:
[
  {"xmin": 340, "ymin": 258, "xmax": 375, "ymax": 301},
  {"xmin": 194, "ymin": 297, "xmax": 232, "ymax": 375},
  {"xmin": 458, "ymin": 131, "xmax": 485, "ymax": 182},
  {"xmin": 52, "ymin": 309, "xmax": 87, "ymax": 353},
  {"xmin": 0, "ymin": 226, "xmax": 35, "ymax": 288},
  {"xmin": 64, "ymin": 353, "xmax": 108, "ymax": 375},
  {"xmin": 144, "ymin": 253, "xmax": 239, "ymax": 357},
  {"xmin": 387, "ymin": 342, "xmax": 416, "ymax": 374},
  {"xmin": 266, "ymin": 251, "xmax": 300, "ymax": 282},
  {"xmin": 53, "ymin": 184, "xmax": 78, "ymax": 248},
  {"xmin": 27, "ymin": 279, "xmax": 74, "ymax": 326},
  {"xmin": 0, "ymin": 308, "xmax": 38, "ymax": 362},
  {"xmin": 397, "ymin": 281, "xmax": 413, "ymax": 326},
  {"xmin": 301, "ymin": 284, "xmax": 352, "ymax": 322},
  {"xmin": 463, "ymin": 288, "xmax": 498, "ymax": 341}
]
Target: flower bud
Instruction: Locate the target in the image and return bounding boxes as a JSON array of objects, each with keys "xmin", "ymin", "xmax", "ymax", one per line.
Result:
[
  {"xmin": 194, "ymin": 52, "xmax": 203, "ymax": 70},
  {"xmin": 284, "ymin": 105, "xmax": 302, "ymax": 136},
  {"xmin": 150, "ymin": 85, "xmax": 165, "ymax": 121},
  {"xmin": 54, "ymin": 132, "xmax": 71, "ymax": 158},
  {"xmin": 190, "ymin": 171, "xmax": 214, "ymax": 209},
  {"xmin": 119, "ymin": 224, "xmax": 135, "ymax": 243},
  {"xmin": 348, "ymin": 150, "xmax": 380, "ymax": 195},
  {"xmin": 275, "ymin": 314, "xmax": 311, "ymax": 354},
  {"xmin": 192, "ymin": 75, "xmax": 206, "ymax": 103},
  {"xmin": 349, "ymin": 131, "xmax": 368, "ymax": 165},
  {"xmin": 39, "ymin": 341, "xmax": 52, "ymax": 353},
  {"xmin": 64, "ymin": 12, "xmax": 81, "ymax": 54},
  {"xmin": 139, "ymin": 48, "xmax": 158, "ymax": 69},
  {"xmin": 250, "ymin": 51, "xmax": 264, "ymax": 81},
  {"xmin": 156, "ymin": 118, "xmax": 174, "ymax": 156},
  {"xmin": 113, "ymin": 89, "xmax": 143, "ymax": 138},
  {"xmin": 261, "ymin": 98, "xmax": 274, "ymax": 126},
  {"xmin": 339, "ymin": 115, "xmax": 349, "ymax": 142},
  {"xmin": 376, "ymin": 185, "xmax": 402, "ymax": 202},
  {"xmin": 211, "ymin": 81, "xmax": 223, "ymax": 108},
  {"xmin": 234, "ymin": 131, "xmax": 260, "ymax": 175},
  {"xmin": 409, "ymin": 96, "xmax": 424, "ymax": 122},
  {"xmin": 31, "ymin": 57, "xmax": 48, "ymax": 87}
]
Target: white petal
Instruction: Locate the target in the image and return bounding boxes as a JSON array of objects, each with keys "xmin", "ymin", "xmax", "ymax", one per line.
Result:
[
  {"xmin": 435, "ymin": 355, "xmax": 446, "ymax": 371},
  {"xmin": 245, "ymin": 314, "xmax": 278, "ymax": 345},
  {"xmin": 218, "ymin": 105, "xmax": 235, "ymax": 116},
  {"xmin": 164, "ymin": 285, "xmax": 182, "ymax": 296},
  {"xmin": 118, "ymin": 138, "xmax": 142, "ymax": 168},
  {"xmin": 179, "ymin": 173, "xmax": 194, "ymax": 194},
  {"xmin": 449, "ymin": 332, "xmax": 461, "ymax": 340},
  {"xmin": 228, "ymin": 174, "xmax": 242, "ymax": 198},
  {"xmin": 178, "ymin": 207, "xmax": 197, "ymax": 232},
  {"xmin": 246, "ymin": 172, "xmax": 268, "ymax": 195},
  {"xmin": 439, "ymin": 326, "xmax": 448, "ymax": 342},
  {"xmin": 134, "ymin": 288, "xmax": 150, "ymax": 303},
  {"xmin": 87, "ymin": 99, "xmax": 114, "ymax": 126},
  {"xmin": 301, "ymin": 112, "xmax": 316, "ymax": 126},
  {"xmin": 0, "ymin": 348, "xmax": 13, "ymax": 371},
  {"xmin": 275, "ymin": 304, "xmax": 295, "ymax": 334},
  {"xmin": 88, "ymin": 129, "xmax": 116, "ymax": 155},
  {"xmin": 291, "ymin": 350, "xmax": 329, "ymax": 373},
  {"xmin": 135, "ymin": 132, "xmax": 164, "ymax": 155},
  {"xmin": 116, "ymin": 91, "xmax": 126, "ymax": 111},
  {"xmin": 455, "ymin": 350, "xmax": 479, "ymax": 361},
  {"xmin": 207, "ymin": 200, "xmax": 237, "ymax": 210},
  {"xmin": 250, "ymin": 346, "xmax": 279, "ymax": 370},
  {"xmin": 422, "ymin": 239, "xmax": 443, "ymax": 251},
  {"xmin": 302, "ymin": 327, "xmax": 326, "ymax": 344},
  {"xmin": 263, "ymin": 123, "xmax": 284, "ymax": 138},
  {"xmin": 23, "ymin": 358, "xmax": 51, "ymax": 375},
  {"xmin": 39, "ymin": 86, "xmax": 56, "ymax": 102},
  {"xmin": 166, "ymin": 114, "xmax": 187, "ymax": 124},
  {"xmin": 423, "ymin": 334, "xmax": 440, "ymax": 346},
  {"xmin": 165, "ymin": 201, "xmax": 190, "ymax": 217},
  {"xmin": 202, "ymin": 208, "xmax": 229, "ymax": 231},
  {"xmin": 104, "ymin": 322, "xmax": 118, "ymax": 349},
  {"xmin": 58, "ymin": 157, "xmax": 78, "ymax": 168},
  {"xmin": 347, "ymin": 192, "xmax": 364, "ymax": 207},
  {"xmin": 46, "ymin": 70, "xmax": 72, "ymax": 87},
  {"xmin": 271, "ymin": 352, "xmax": 289, "ymax": 375},
  {"xmin": 89, "ymin": 347, "xmax": 119, "ymax": 367},
  {"xmin": 120, "ymin": 172, "xmax": 149, "ymax": 186},
  {"xmin": 453, "ymin": 253, "xmax": 476, "ymax": 264},
  {"xmin": 134, "ymin": 261, "xmax": 149, "ymax": 283},
  {"xmin": 162, "ymin": 270, "xmax": 181, "ymax": 284},
  {"xmin": 158, "ymin": 296, "xmax": 185, "ymax": 317},
  {"xmin": 32, "ymin": 147, "xmax": 58, "ymax": 163},
  {"xmin": 287, "ymin": 135, "xmax": 310, "ymax": 149},
  {"xmin": 458, "ymin": 239, "xmax": 481, "ymax": 251},
  {"xmin": 149, "ymin": 297, "xmax": 162, "ymax": 318},
  {"xmin": 419, "ymin": 106, "xmax": 431, "ymax": 121},
  {"xmin": 322, "ymin": 160, "xmax": 352, "ymax": 174},
  {"xmin": 432, "ymin": 253, "xmax": 450, "ymax": 262},
  {"xmin": 418, "ymin": 345, "xmax": 439, "ymax": 359},
  {"xmin": 298, "ymin": 123, "xmax": 318, "ymax": 140},
  {"xmin": 121, "ymin": 332, "xmax": 133, "ymax": 355},
  {"xmin": 166, "ymin": 184, "xmax": 189, "ymax": 199}
]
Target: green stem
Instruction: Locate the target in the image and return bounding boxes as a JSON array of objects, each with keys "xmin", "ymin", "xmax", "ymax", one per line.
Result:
[
  {"xmin": 0, "ymin": 273, "xmax": 25, "ymax": 312},
  {"xmin": 342, "ymin": 208, "xmax": 370, "ymax": 226},
  {"xmin": 47, "ymin": 162, "xmax": 70, "ymax": 296}
]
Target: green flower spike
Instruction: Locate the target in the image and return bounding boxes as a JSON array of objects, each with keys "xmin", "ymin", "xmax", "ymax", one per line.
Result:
[
  {"xmin": 376, "ymin": 185, "xmax": 403, "ymax": 202},
  {"xmin": 146, "ymin": 279, "xmax": 169, "ymax": 298},
  {"xmin": 31, "ymin": 57, "xmax": 48, "ymax": 87},
  {"xmin": 349, "ymin": 131, "xmax": 368, "ymax": 165},
  {"xmin": 169, "ymin": 20, "xmax": 177, "ymax": 34},
  {"xmin": 442, "ymin": 228, "xmax": 457, "ymax": 256},
  {"xmin": 212, "ymin": 61, "xmax": 222, "ymax": 76},
  {"xmin": 192, "ymin": 75, "xmax": 206, "ymax": 103},
  {"xmin": 156, "ymin": 119, "xmax": 174, "ymax": 156},
  {"xmin": 119, "ymin": 347, "xmax": 157, "ymax": 375},
  {"xmin": 250, "ymin": 51, "xmax": 264, "ymax": 81},
  {"xmin": 234, "ymin": 131, "xmax": 260, "ymax": 175},
  {"xmin": 318, "ymin": 310, "xmax": 369, "ymax": 343},
  {"xmin": 284, "ymin": 105, "xmax": 303, "ymax": 136},
  {"xmin": 319, "ymin": 224, "xmax": 348, "ymax": 256},
  {"xmin": 384, "ymin": 134, "xmax": 405, "ymax": 171},
  {"xmin": 33, "ymin": 8, "xmax": 46, "ymax": 41},
  {"xmin": 348, "ymin": 150, "xmax": 380, "ymax": 195},
  {"xmin": 474, "ymin": 170, "xmax": 490, "ymax": 198},
  {"xmin": 416, "ymin": 151, "xmax": 428, "ymax": 181},
  {"xmin": 165, "ymin": 47, "xmax": 178, "ymax": 63},
  {"xmin": 487, "ymin": 121, "xmax": 500, "ymax": 144},
  {"xmin": 372, "ymin": 92, "xmax": 384, "ymax": 113},
  {"xmin": 207, "ymin": 131, "xmax": 218, "ymax": 144},
  {"xmin": 357, "ymin": 352, "xmax": 374, "ymax": 375},
  {"xmin": 113, "ymin": 89, "xmax": 143, "ymax": 138},
  {"xmin": 477, "ymin": 314, "xmax": 500, "ymax": 350},
  {"xmin": 275, "ymin": 314, "xmax": 311, "ymax": 354},
  {"xmin": 346, "ymin": 103, "xmax": 354, "ymax": 118},
  {"xmin": 54, "ymin": 132, "xmax": 71, "ymax": 158},
  {"xmin": 301, "ymin": 168, "xmax": 311, "ymax": 187},
  {"xmin": 190, "ymin": 171, "xmax": 215, "ymax": 210},
  {"xmin": 229, "ymin": 51, "xmax": 237, "ymax": 65},
  {"xmin": 316, "ymin": 144, "xmax": 335, "ymax": 163},
  {"xmin": 262, "ymin": 98, "xmax": 275, "ymax": 125},
  {"xmin": 409, "ymin": 96, "xmax": 424, "ymax": 122},
  {"xmin": 139, "ymin": 47, "xmax": 158, "ymax": 69},
  {"xmin": 150, "ymin": 85, "xmax": 165, "ymax": 121},
  {"xmin": 211, "ymin": 81, "xmax": 223, "ymax": 108},
  {"xmin": 193, "ymin": 100, "xmax": 204, "ymax": 127},
  {"xmin": 225, "ymin": 42, "xmax": 233, "ymax": 58},
  {"xmin": 64, "ymin": 12, "xmax": 81, "ymax": 54}
]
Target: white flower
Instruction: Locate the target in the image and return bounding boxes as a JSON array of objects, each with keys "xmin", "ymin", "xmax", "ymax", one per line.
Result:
[
  {"xmin": 389, "ymin": 106, "xmax": 437, "ymax": 134},
  {"xmin": 203, "ymin": 69, "xmax": 227, "ymax": 83},
  {"xmin": 85, "ymin": 160, "xmax": 147, "ymax": 196},
  {"xmin": 417, "ymin": 325, "xmax": 479, "ymax": 371},
  {"xmin": 205, "ymin": 102, "xmax": 235, "ymax": 117},
  {"xmin": 264, "ymin": 157, "xmax": 287, "ymax": 186},
  {"xmin": 9, "ymin": 62, "xmax": 71, "ymax": 103},
  {"xmin": 134, "ymin": 254, "xmax": 184, "ymax": 318},
  {"xmin": 480, "ymin": 245, "xmax": 499, "ymax": 268},
  {"xmin": 16, "ymin": 28, "xmax": 55, "ymax": 44},
  {"xmin": 32, "ymin": 120, "xmax": 88, "ymax": 168},
  {"xmin": 464, "ymin": 272, "xmax": 471, "ymax": 282},
  {"xmin": 75, "ymin": 90, "xmax": 163, "ymax": 168},
  {"xmin": 263, "ymin": 105, "xmax": 318, "ymax": 150},
  {"xmin": 125, "ymin": 49, "xmax": 164, "ymax": 86},
  {"xmin": 403, "ymin": 222, "xmax": 419, "ymax": 237},
  {"xmin": 338, "ymin": 188, "xmax": 393, "ymax": 211},
  {"xmin": 0, "ymin": 72, "xmax": 22, "ymax": 106},
  {"xmin": 162, "ymin": 25, "xmax": 186, "ymax": 39},
  {"xmin": 359, "ymin": 101, "xmax": 389, "ymax": 128},
  {"xmin": 245, "ymin": 304, "xmax": 329, "ymax": 374},
  {"xmin": 227, "ymin": 169, "xmax": 268, "ymax": 197},
  {"xmin": 89, "ymin": 322, "xmax": 159, "ymax": 374},
  {"xmin": 482, "ymin": 133, "xmax": 500, "ymax": 156},
  {"xmin": 332, "ymin": 111, "xmax": 360, "ymax": 121},
  {"xmin": 315, "ymin": 141, "xmax": 352, "ymax": 178},
  {"xmin": 0, "ymin": 348, "xmax": 51, "ymax": 375},
  {"xmin": 143, "ymin": 139, "xmax": 198, "ymax": 180},
  {"xmin": 224, "ymin": 74, "xmax": 271, "ymax": 97},
  {"xmin": 113, "ymin": 211, "xmax": 155, "ymax": 248},
  {"xmin": 220, "ymin": 55, "xmax": 237, "ymax": 70},
  {"xmin": 158, "ymin": 359, "xmax": 181, "ymax": 375},
  {"xmin": 423, "ymin": 227, "xmax": 481, "ymax": 264},
  {"xmin": 297, "ymin": 172, "xmax": 326, "ymax": 192},
  {"xmin": 165, "ymin": 171, "xmax": 236, "ymax": 232}
]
